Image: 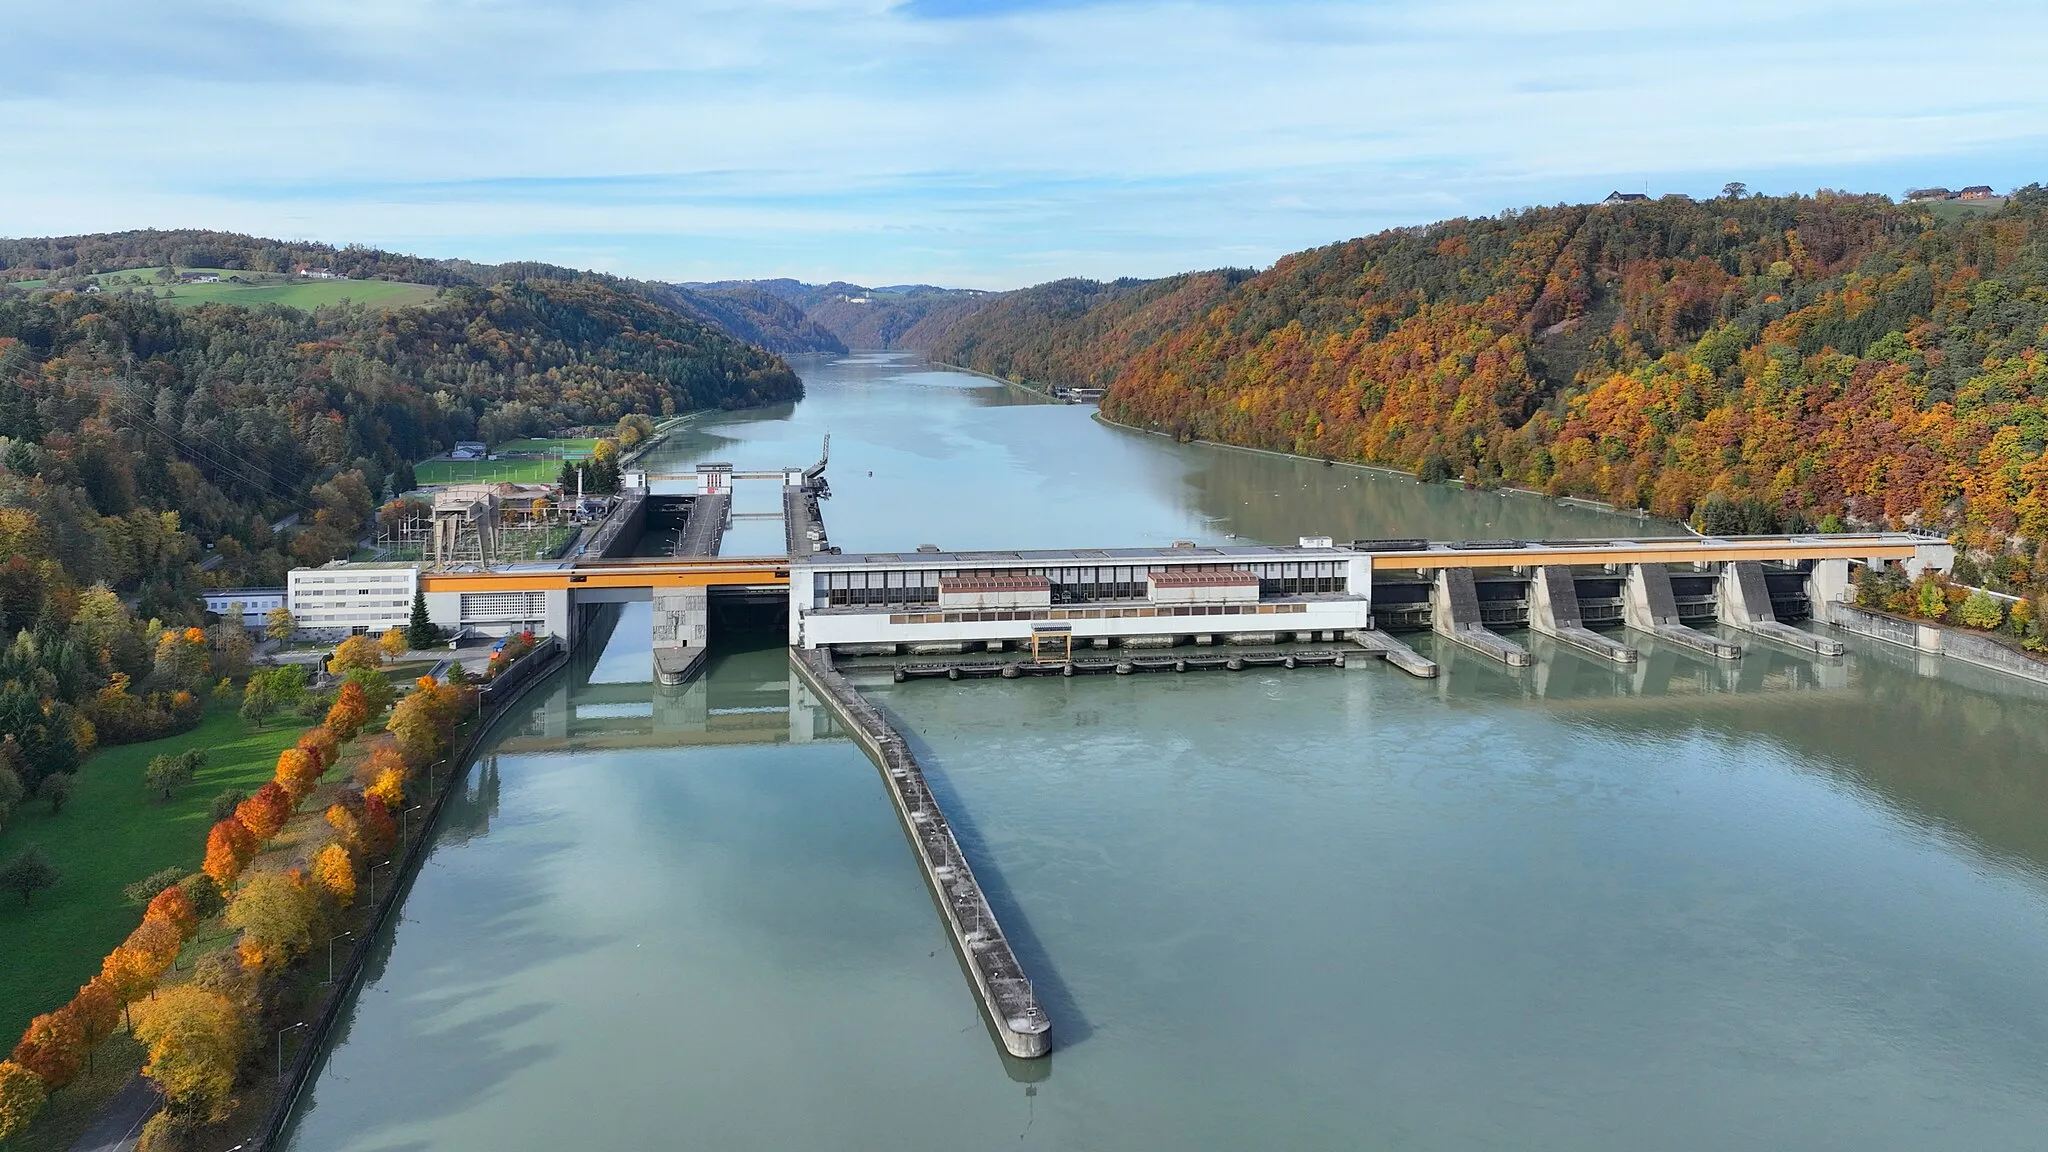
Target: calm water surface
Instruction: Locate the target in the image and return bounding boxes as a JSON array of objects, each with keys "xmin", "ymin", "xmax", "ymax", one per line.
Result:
[{"xmin": 281, "ymin": 354, "xmax": 2048, "ymax": 1151}]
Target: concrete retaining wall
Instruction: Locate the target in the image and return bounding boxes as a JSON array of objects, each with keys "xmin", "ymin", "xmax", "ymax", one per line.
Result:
[{"xmin": 1822, "ymin": 602, "xmax": 2048, "ymax": 687}]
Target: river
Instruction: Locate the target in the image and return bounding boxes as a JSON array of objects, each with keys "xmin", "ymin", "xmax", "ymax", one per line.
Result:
[{"xmin": 280, "ymin": 353, "xmax": 2048, "ymax": 1150}]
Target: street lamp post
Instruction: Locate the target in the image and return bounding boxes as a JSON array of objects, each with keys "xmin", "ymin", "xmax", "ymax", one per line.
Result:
[
  {"xmin": 324, "ymin": 931, "xmax": 355, "ymax": 985},
  {"xmin": 276, "ymin": 1021, "xmax": 309, "ymax": 1082},
  {"xmin": 367, "ymin": 860, "xmax": 393, "ymax": 906},
  {"xmin": 402, "ymin": 804, "xmax": 424, "ymax": 848}
]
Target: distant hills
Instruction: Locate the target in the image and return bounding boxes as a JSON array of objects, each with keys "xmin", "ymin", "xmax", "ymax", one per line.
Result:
[
  {"xmin": 681, "ymin": 279, "xmax": 991, "ymax": 352},
  {"xmin": 0, "ymin": 231, "xmax": 1009, "ymax": 358},
  {"xmin": 14, "ymin": 187, "xmax": 2048, "ymax": 550}
]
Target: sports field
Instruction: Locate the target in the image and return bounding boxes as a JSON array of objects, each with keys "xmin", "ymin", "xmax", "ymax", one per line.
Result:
[
  {"xmin": 413, "ymin": 438, "xmax": 595, "ymax": 485},
  {"xmin": 414, "ymin": 457, "xmax": 563, "ymax": 485}
]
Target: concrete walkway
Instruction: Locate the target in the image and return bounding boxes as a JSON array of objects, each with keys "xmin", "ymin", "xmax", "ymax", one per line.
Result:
[{"xmin": 69, "ymin": 1073, "xmax": 157, "ymax": 1152}]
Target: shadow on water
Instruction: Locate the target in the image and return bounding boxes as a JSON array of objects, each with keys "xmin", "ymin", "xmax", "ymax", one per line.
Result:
[{"xmin": 880, "ymin": 706, "xmax": 1097, "ymax": 1057}]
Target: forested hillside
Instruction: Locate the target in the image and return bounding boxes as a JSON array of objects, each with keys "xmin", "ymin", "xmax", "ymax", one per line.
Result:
[
  {"xmin": 0, "ymin": 278, "xmax": 799, "ymax": 617},
  {"xmin": 918, "ymin": 273, "xmax": 1250, "ymax": 390},
  {"xmin": 0, "ymin": 229, "xmax": 844, "ymax": 354},
  {"xmin": 916, "ymin": 188, "xmax": 2048, "ymax": 551}
]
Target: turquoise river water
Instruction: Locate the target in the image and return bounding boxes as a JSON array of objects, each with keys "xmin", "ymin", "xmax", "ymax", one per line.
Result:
[{"xmin": 280, "ymin": 354, "xmax": 2048, "ymax": 1150}]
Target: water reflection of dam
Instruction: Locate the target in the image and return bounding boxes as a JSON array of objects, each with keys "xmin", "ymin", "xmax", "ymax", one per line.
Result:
[{"xmin": 493, "ymin": 604, "xmax": 843, "ymax": 754}]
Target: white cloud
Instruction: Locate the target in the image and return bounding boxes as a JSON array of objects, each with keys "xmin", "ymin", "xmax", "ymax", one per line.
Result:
[{"xmin": 0, "ymin": 0, "xmax": 2042, "ymax": 286}]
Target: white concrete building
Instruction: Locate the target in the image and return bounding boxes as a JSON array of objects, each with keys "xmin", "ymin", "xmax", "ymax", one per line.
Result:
[
  {"xmin": 201, "ymin": 588, "xmax": 286, "ymax": 631},
  {"xmin": 789, "ymin": 546, "xmax": 1376, "ymax": 652},
  {"xmin": 288, "ymin": 563, "xmax": 419, "ymax": 640}
]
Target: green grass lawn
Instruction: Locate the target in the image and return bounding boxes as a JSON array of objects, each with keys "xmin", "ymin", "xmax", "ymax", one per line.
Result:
[
  {"xmin": 494, "ymin": 437, "xmax": 598, "ymax": 456},
  {"xmin": 10, "ymin": 267, "xmax": 440, "ymax": 313},
  {"xmin": 413, "ymin": 457, "xmax": 565, "ymax": 485},
  {"xmin": 414, "ymin": 438, "xmax": 595, "ymax": 486},
  {"xmin": 166, "ymin": 279, "xmax": 440, "ymax": 310},
  {"xmin": 0, "ymin": 706, "xmax": 310, "ymax": 1042},
  {"xmin": 1928, "ymin": 196, "xmax": 2006, "ymax": 222}
]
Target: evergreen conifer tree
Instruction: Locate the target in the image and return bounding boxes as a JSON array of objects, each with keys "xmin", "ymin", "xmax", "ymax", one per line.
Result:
[{"xmin": 407, "ymin": 590, "xmax": 440, "ymax": 649}]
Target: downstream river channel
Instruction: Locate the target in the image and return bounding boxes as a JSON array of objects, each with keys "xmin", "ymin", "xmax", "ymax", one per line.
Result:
[{"xmin": 282, "ymin": 354, "xmax": 2048, "ymax": 1150}]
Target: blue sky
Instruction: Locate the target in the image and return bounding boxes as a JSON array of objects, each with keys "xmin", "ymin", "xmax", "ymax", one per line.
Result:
[{"xmin": 2, "ymin": 0, "xmax": 2044, "ymax": 288}]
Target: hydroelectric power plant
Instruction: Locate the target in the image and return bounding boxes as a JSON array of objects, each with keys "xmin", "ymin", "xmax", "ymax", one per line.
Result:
[
  {"xmin": 302, "ymin": 430, "xmax": 1956, "ymax": 1061},
  {"xmin": 276, "ymin": 356, "xmax": 2048, "ymax": 1152}
]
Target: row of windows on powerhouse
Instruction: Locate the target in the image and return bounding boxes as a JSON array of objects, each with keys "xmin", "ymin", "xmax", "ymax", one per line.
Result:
[
  {"xmin": 823, "ymin": 576, "xmax": 1347, "ymax": 607},
  {"xmin": 813, "ymin": 562, "xmax": 1351, "ymax": 590}
]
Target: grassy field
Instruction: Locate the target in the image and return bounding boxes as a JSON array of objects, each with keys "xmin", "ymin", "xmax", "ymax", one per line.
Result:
[
  {"xmin": 494, "ymin": 437, "xmax": 598, "ymax": 456},
  {"xmin": 0, "ymin": 706, "xmax": 310, "ymax": 1042},
  {"xmin": 413, "ymin": 438, "xmax": 596, "ymax": 486},
  {"xmin": 413, "ymin": 457, "xmax": 564, "ymax": 485},
  {"xmin": 1928, "ymin": 196, "xmax": 2007, "ymax": 222},
  {"xmin": 8, "ymin": 266, "xmax": 440, "ymax": 312}
]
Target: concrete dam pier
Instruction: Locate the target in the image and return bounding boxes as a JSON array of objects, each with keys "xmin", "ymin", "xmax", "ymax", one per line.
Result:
[{"xmin": 791, "ymin": 649, "xmax": 1052, "ymax": 1059}]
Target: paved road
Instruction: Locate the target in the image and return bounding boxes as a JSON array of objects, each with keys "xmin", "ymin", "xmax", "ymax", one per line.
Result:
[{"xmin": 69, "ymin": 1074, "xmax": 157, "ymax": 1152}]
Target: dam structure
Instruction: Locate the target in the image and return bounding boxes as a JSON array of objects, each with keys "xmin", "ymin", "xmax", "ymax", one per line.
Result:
[{"xmin": 358, "ymin": 455, "xmax": 1957, "ymax": 1062}]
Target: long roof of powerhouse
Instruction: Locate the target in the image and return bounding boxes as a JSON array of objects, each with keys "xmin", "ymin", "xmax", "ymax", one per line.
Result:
[{"xmin": 803, "ymin": 533, "xmax": 1937, "ymax": 568}]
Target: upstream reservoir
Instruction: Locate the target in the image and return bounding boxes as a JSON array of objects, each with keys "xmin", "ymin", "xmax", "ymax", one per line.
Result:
[{"xmin": 281, "ymin": 354, "xmax": 2048, "ymax": 1150}]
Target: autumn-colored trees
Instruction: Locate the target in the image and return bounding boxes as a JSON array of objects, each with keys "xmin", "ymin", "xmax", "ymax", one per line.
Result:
[
  {"xmin": 0, "ymin": 1061, "xmax": 46, "ymax": 1144},
  {"xmin": 225, "ymin": 872, "xmax": 315, "ymax": 972},
  {"xmin": 297, "ymin": 727, "xmax": 339, "ymax": 773},
  {"xmin": 379, "ymin": 627, "xmax": 409, "ymax": 658},
  {"xmin": 328, "ymin": 634, "xmax": 384, "ymax": 675},
  {"xmin": 233, "ymin": 783, "xmax": 293, "ymax": 843},
  {"xmin": 68, "ymin": 978, "xmax": 122, "ymax": 1064},
  {"xmin": 388, "ymin": 677, "xmax": 471, "ymax": 770},
  {"xmin": 0, "ymin": 571, "xmax": 496, "ymax": 1147},
  {"xmin": 98, "ymin": 946, "xmax": 159, "ymax": 1018},
  {"xmin": 202, "ymin": 817, "xmax": 258, "ymax": 890},
  {"xmin": 11, "ymin": 1008, "xmax": 86, "ymax": 1091},
  {"xmin": 312, "ymin": 843, "xmax": 356, "ymax": 910},
  {"xmin": 145, "ymin": 884, "xmax": 199, "ymax": 940},
  {"xmin": 132, "ymin": 985, "xmax": 249, "ymax": 1122},
  {"xmin": 324, "ymin": 681, "xmax": 371, "ymax": 739},
  {"xmin": 908, "ymin": 187, "xmax": 2048, "ymax": 561},
  {"xmin": 273, "ymin": 747, "xmax": 322, "ymax": 808}
]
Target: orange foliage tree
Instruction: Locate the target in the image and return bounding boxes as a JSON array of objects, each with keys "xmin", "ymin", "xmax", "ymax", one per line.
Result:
[
  {"xmin": 245, "ymin": 781, "xmax": 297, "ymax": 843},
  {"xmin": 297, "ymin": 726, "xmax": 339, "ymax": 771},
  {"xmin": 144, "ymin": 884, "xmax": 198, "ymax": 940},
  {"xmin": 97, "ymin": 947, "xmax": 159, "ymax": 1026},
  {"xmin": 68, "ymin": 978, "xmax": 122, "ymax": 1069},
  {"xmin": 11, "ymin": 1006, "xmax": 86, "ymax": 1091},
  {"xmin": 312, "ymin": 842, "xmax": 356, "ymax": 910},
  {"xmin": 202, "ymin": 817, "xmax": 258, "ymax": 890},
  {"xmin": 324, "ymin": 681, "xmax": 371, "ymax": 739},
  {"xmin": 365, "ymin": 763, "xmax": 406, "ymax": 810},
  {"xmin": 324, "ymin": 802, "xmax": 362, "ymax": 853},
  {"xmin": 387, "ymin": 677, "xmax": 469, "ymax": 769},
  {"xmin": 123, "ymin": 918, "xmax": 182, "ymax": 976},
  {"xmin": 274, "ymin": 746, "xmax": 322, "ymax": 806}
]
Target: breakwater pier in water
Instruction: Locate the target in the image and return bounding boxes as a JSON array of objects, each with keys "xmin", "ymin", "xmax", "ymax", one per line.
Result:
[{"xmin": 791, "ymin": 648, "xmax": 1053, "ymax": 1058}]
